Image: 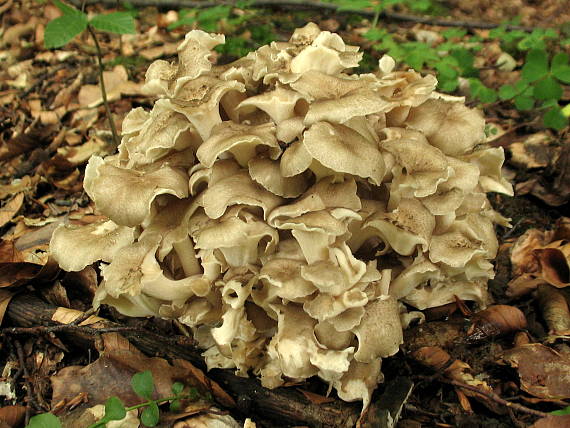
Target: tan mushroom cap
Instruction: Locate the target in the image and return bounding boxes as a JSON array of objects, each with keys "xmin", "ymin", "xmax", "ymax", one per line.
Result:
[
  {"xmin": 259, "ymin": 258, "xmax": 317, "ymax": 302},
  {"xmin": 406, "ymin": 98, "xmax": 486, "ymax": 156},
  {"xmin": 122, "ymin": 100, "xmax": 195, "ymax": 165},
  {"xmin": 197, "ymin": 121, "xmax": 280, "ymax": 168},
  {"xmin": 193, "ymin": 208, "xmax": 279, "ymax": 267},
  {"xmin": 199, "ymin": 170, "xmax": 284, "ymax": 219},
  {"xmin": 303, "ymin": 122, "xmax": 385, "ymax": 185},
  {"xmin": 289, "ymin": 70, "xmax": 379, "ymax": 101},
  {"xmin": 188, "ymin": 159, "xmax": 242, "ymax": 196},
  {"xmin": 402, "ymin": 278, "xmax": 490, "ymax": 310},
  {"xmin": 121, "ymin": 107, "xmax": 149, "ymax": 136},
  {"xmin": 304, "ymin": 91, "xmax": 394, "ymax": 126},
  {"xmin": 429, "ymin": 230, "xmax": 486, "ymax": 268},
  {"xmin": 314, "ymin": 320, "xmax": 355, "ymax": 350},
  {"xmin": 389, "ymin": 255, "xmax": 442, "ymax": 300},
  {"xmin": 380, "ymin": 128, "xmax": 451, "ymax": 199},
  {"xmin": 352, "ymin": 296, "xmax": 403, "ymax": 362},
  {"xmin": 50, "ymin": 220, "xmax": 136, "ymax": 272},
  {"xmin": 237, "ymin": 86, "xmax": 305, "ymax": 124},
  {"xmin": 167, "ymin": 75, "xmax": 245, "ymax": 140},
  {"xmin": 280, "ymin": 138, "xmax": 313, "ymax": 177},
  {"xmin": 176, "ymin": 30, "xmax": 224, "ymax": 80},
  {"xmin": 364, "ymin": 198, "xmax": 435, "ymax": 256},
  {"xmin": 141, "ymin": 59, "xmax": 176, "ymax": 96},
  {"xmin": 332, "ymin": 358, "xmax": 383, "ymax": 410},
  {"xmin": 460, "ymin": 147, "xmax": 514, "ymax": 196},
  {"xmin": 84, "ymin": 156, "xmax": 189, "ymax": 227},
  {"xmin": 248, "ymin": 157, "xmax": 309, "ymax": 198}
]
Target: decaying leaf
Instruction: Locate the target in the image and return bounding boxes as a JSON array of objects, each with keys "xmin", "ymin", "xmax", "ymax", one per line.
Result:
[
  {"xmin": 500, "ymin": 344, "xmax": 570, "ymax": 400},
  {"xmin": 466, "ymin": 305, "xmax": 527, "ymax": 343},
  {"xmin": 50, "ymin": 333, "xmax": 233, "ymax": 409}
]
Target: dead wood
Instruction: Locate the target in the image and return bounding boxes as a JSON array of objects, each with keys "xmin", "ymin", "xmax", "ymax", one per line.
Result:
[{"xmin": 4, "ymin": 293, "xmax": 360, "ymax": 428}]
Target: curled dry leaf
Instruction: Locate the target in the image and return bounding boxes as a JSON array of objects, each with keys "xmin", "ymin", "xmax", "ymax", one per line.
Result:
[
  {"xmin": 466, "ymin": 305, "xmax": 527, "ymax": 343},
  {"xmin": 411, "ymin": 346, "xmax": 501, "ymax": 413},
  {"xmin": 500, "ymin": 344, "xmax": 570, "ymax": 400},
  {"xmin": 0, "ymin": 405, "xmax": 26, "ymax": 427},
  {"xmin": 509, "ymin": 219, "xmax": 570, "ymax": 296}
]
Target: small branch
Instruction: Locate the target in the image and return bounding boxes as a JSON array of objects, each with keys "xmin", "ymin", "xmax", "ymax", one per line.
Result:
[
  {"xmin": 441, "ymin": 379, "xmax": 550, "ymax": 419},
  {"xmin": 14, "ymin": 340, "xmax": 34, "ymax": 425},
  {"xmin": 72, "ymin": 0, "xmax": 535, "ymax": 32},
  {"xmin": 86, "ymin": 24, "xmax": 120, "ymax": 147},
  {"xmin": 3, "ymin": 325, "xmax": 143, "ymax": 336}
]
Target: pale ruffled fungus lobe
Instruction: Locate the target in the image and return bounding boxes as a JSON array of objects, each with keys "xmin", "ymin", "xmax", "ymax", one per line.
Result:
[{"xmin": 50, "ymin": 24, "xmax": 513, "ymax": 411}]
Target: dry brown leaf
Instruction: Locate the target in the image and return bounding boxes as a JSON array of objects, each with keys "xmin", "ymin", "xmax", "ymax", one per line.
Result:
[
  {"xmin": 0, "ymin": 289, "xmax": 15, "ymax": 326},
  {"xmin": 78, "ymin": 66, "xmax": 140, "ymax": 108},
  {"xmin": 500, "ymin": 344, "xmax": 570, "ymax": 400},
  {"xmin": 530, "ymin": 415, "xmax": 570, "ymax": 428},
  {"xmin": 0, "ymin": 405, "xmax": 26, "ymax": 427},
  {"xmin": 412, "ymin": 346, "xmax": 502, "ymax": 413},
  {"xmin": 0, "ymin": 176, "xmax": 32, "ymax": 200},
  {"xmin": 508, "ymin": 133, "xmax": 559, "ymax": 170},
  {"xmin": 51, "ymin": 333, "xmax": 235, "ymax": 409},
  {"xmin": 0, "ymin": 258, "xmax": 59, "ymax": 288},
  {"xmin": 0, "ymin": 193, "xmax": 24, "ymax": 228},
  {"xmin": 466, "ymin": 305, "xmax": 527, "ymax": 343}
]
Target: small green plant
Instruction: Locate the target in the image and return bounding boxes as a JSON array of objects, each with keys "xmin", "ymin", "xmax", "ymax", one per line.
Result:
[
  {"xmin": 499, "ymin": 50, "xmax": 570, "ymax": 129},
  {"xmin": 550, "ymin": 405, "xmax": 570, "ymax": 416},
  {"xmin": 168, "ymin": 2, "xmax": 277, "ymax": 58},
  {"xmin": 44, "ymin": 0, "xmax": 136, "ymax": 147},
  {"xmin": 25, "ymin": 371, "xmax": 200, "ymax": 428}
]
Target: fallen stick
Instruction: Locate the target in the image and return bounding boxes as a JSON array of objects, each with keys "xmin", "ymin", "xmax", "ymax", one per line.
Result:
[{"xmin": 4, "ymin": 293, "xmax": 359, "ymax": 428}]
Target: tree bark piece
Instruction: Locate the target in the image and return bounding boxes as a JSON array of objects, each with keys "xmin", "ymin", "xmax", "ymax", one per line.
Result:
[{"xmin": 4, "ymin": 294, "xmax": 359, "ymax": 428}]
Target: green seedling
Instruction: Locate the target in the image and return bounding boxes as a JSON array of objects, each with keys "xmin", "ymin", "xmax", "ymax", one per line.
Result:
[
  {"xmin": 44, "ymin": 0, "xmax": 136, "ymax": 146},
  {"xmin": 25, "ymin": 371, "xmax": 200, "ymax": 428}
]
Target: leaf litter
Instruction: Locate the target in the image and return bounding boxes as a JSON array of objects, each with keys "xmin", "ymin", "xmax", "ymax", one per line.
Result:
[{"xmin": 0, "ymin": 0, "xmax": 570, "ymax": 427}]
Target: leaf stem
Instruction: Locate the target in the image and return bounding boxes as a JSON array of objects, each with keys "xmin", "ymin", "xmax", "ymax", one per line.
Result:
[
  {"xmin": 86, "ymin": 24, "xmax": 120, "ymax": 147},
  {"xmin": 86, "ymin": 393, "xmax": 196, "ymax": 428},
  {"xmin": 371, "ymin": 1, "xmax": 382, "ymax": 28}
]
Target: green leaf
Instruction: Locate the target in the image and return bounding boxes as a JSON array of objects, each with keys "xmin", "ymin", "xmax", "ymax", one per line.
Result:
[
  {"xmin": 90, "ymin": 12, "xmax": 136, "ymax": 34},
  {"xmin": 336, "ymin": 0, "xmax": 372, "ymax": 11},
  {"xmin": 104, "ymin": 396, "xmax": 127, "ymax": 421},
  {"xmin": 533, "ymin": 76, "xmax": 563, "ymax": 101},
  {"xmin": 141, "ymin": 402, "xmax": 160, "ymax": 427},
  {"xmin": 169, "ymin": 399, "xmax": 181, "ymax": 413},
  {"xmin": 499, "ymin": 84, "xmax": 517, "ymax": 100},
  {"xmin": 25, "ymin": 413, "xmax": 62, "ymax": 428},
  {"xmin": 131, "ymin": 371, "xmax": 154, "ymax": 400},
  {"xmin": 551, "ymin": 405, "xmax": 570, "ymax": 416},
  {"xmin": 521, "ymin": 50, "xmax": 549, "ymax": 82},
  {"xmin": 171, "ymin": 382, "xmax": 185, "ymax": 395},
  {"xmin": 44, "ymin": 13, "xmax": 88, "ymax": 48},
  {"xmin": 53, "ymin": 0, "xmax": 80, "ymax": 16},
  {"xmin": 543, "ymin": 107, "xmax": 568, "ymax": 130},
  {"xmin": 441, "ymin": 28, "xmax": 467, "ymax": 40},
  {"xmin": 438, "ymin": 79, "xmax": 458, "ymax": 92},
  {"xmin": 553, "ymin": 65, "xmax": 570, "ymax": 83},
  {"xmin": 562, "ymin": 104, "xmax": 570, "ymax": 118},
  {"xmin": 363, "ymin": 27, "xmax": 386, "ymax": 42},
  {"xmin": 514, "ymin": 95, "xmax": 534, "ymax": 110}
]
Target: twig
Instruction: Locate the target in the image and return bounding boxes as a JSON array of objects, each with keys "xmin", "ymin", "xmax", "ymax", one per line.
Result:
[
  {"xmin": 441, "ymin": 379, "xmax": 550, "ymax": 418},
  {"xmin": 3, "ymin": 325, "xmax": 142, "ymax": 336},
  {"xmin": 14, "ymin": 340, "xmax": 34, "ymax": 425},
  {"xmin": 86, "ymin": 24, "xmax": 120, "ymax": 147},
  {"xmin": 72, "ymin": 0, "xmax": 535, "ymax": 32}
]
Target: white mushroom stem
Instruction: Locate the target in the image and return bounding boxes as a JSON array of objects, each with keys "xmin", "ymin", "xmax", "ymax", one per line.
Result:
[{"xmin": 173, "ymin": 236, "xmax": 202, "ymax": 276}]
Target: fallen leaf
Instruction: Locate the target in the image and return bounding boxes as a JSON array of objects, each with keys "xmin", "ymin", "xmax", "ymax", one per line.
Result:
[
  {"xmin": 530, "ymin": 415, "xmax": 570, "ymax": 428},
  {"xmin": 509, "ymin": 133, "xmax": 559, "ymax": 169},
  {"xmin": 51, "ymin": 333, "xmax": 235, "ymax": 409},
  {"xmin": 78, "ymin": 66, "xmax": 140, "ymax": 108},
  {"xmin": 0, "ymin": 258, "xmax": 59, "ymax": 288},
  {"xmin": 173, "ymin": 411, "xmax": 241, "ymax": 428},
  {"xmin": 500, "ymin": 344, "xmax": 570, "ymax": 399},
  {"xmin": 0, "ymin": 289, "xmax": 15, "ymax": 325},
  {"xmin": 466, "ymin": 305, "xmax": 527, "ymax": 343},
  {"xmin": 0, "ymin": 193, "xmax": 24, "ymax": 228},
  {"xmin": 0, "ymin": 405, "xmax": 26, "ymax": 427}
]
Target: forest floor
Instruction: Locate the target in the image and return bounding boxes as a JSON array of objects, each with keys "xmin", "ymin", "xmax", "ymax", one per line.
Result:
[{"xmin": 0, "ymin": 0, "xmax": 569, "ymax": 427}]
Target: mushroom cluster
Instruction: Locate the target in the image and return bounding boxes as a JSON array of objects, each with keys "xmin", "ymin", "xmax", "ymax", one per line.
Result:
[{"xmin": 50, "ymin": 24, "xmax": 513, "ymax": 408}]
